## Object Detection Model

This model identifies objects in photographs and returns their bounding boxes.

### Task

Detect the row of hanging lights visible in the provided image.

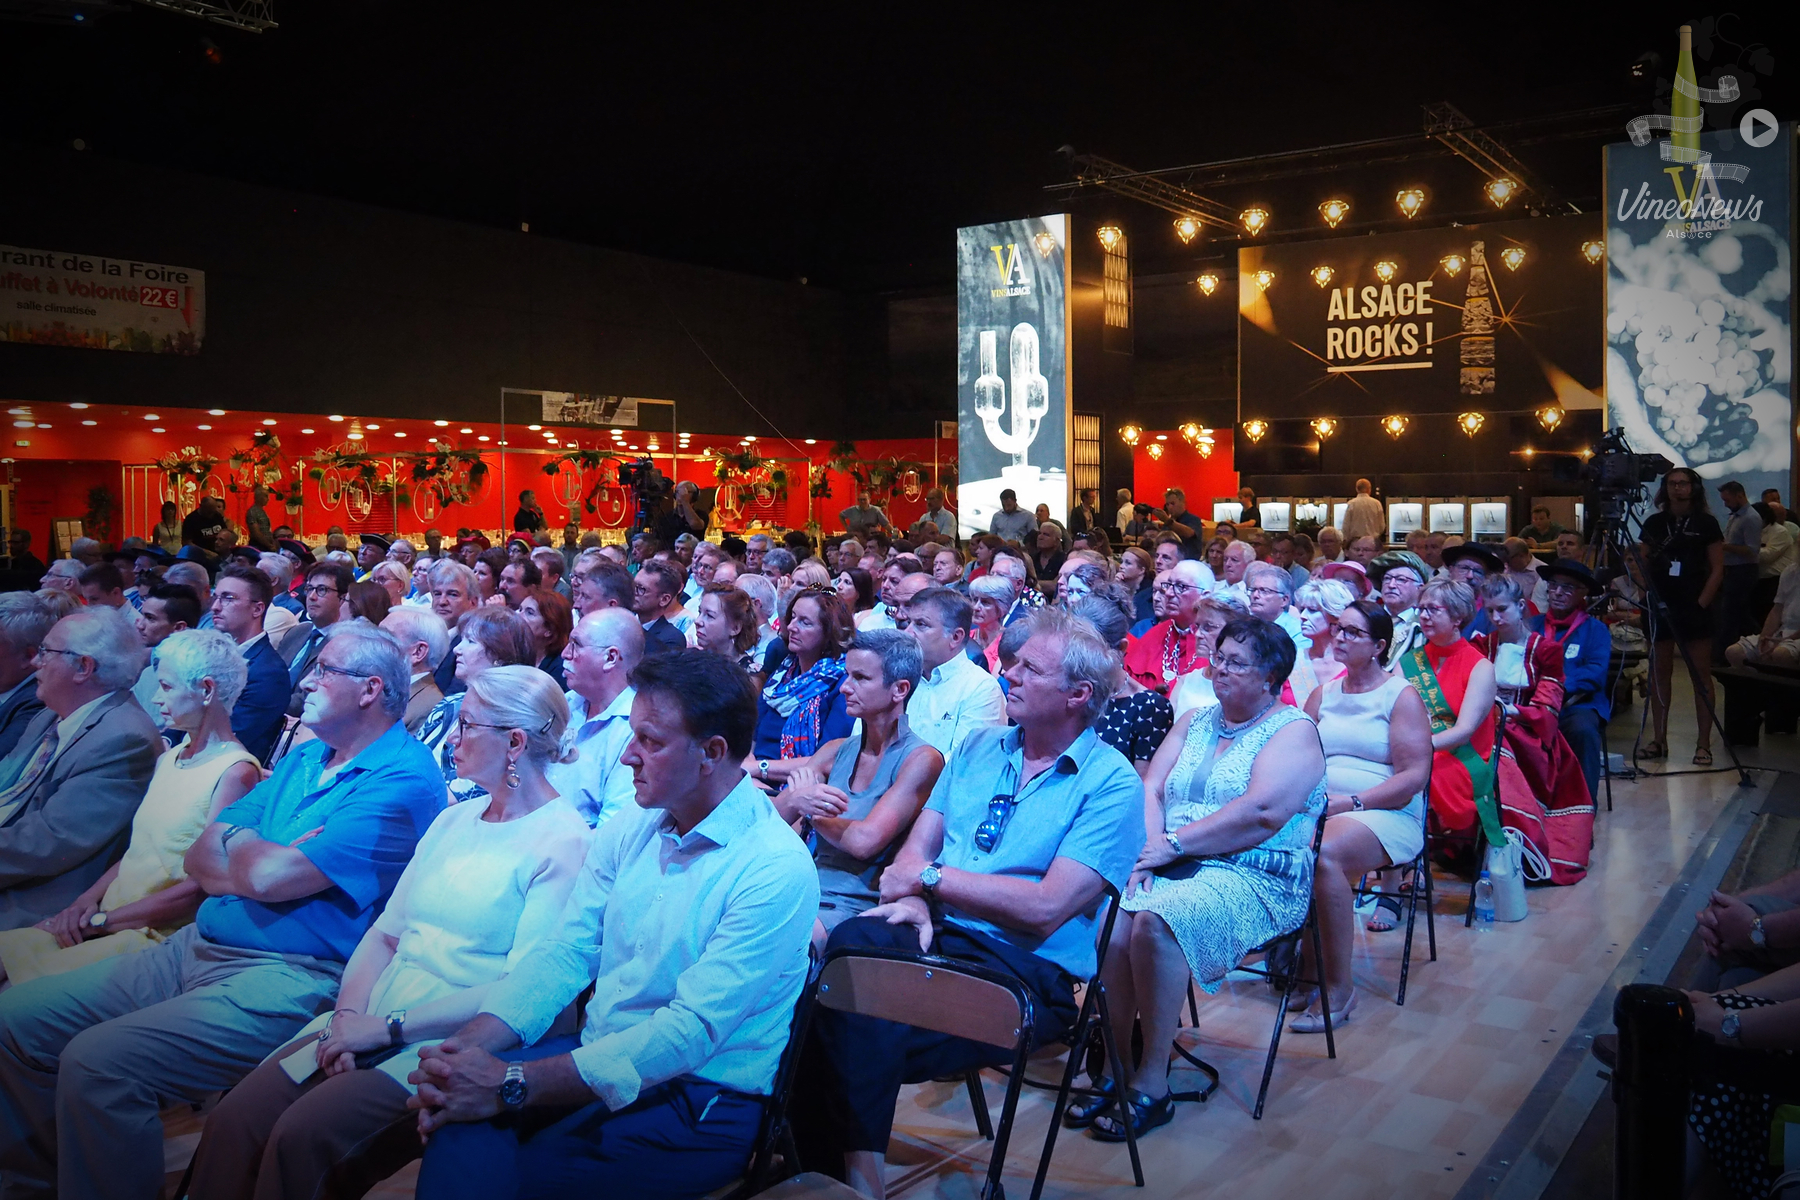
[1193,237,1602,298]
[1120,404,1569,451]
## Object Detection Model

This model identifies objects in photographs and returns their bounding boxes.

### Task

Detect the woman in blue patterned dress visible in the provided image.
[1075,616,1327,1142]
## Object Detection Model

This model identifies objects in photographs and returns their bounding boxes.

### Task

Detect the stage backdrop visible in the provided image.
[1238,214,1604,421]
[956,215,1070,539]
[0,244,204,354]
[1604,123,1793,505]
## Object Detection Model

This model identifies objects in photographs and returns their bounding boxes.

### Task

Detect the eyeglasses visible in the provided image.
[973,794,1020,854]
[1154,580,1200,595]
[456,715,515,739]
[34,645,87,664]
[1212,654,1259,675]
[305,662,373,683]
[1418,603,1451,617]
[302,584,342,597]
[1331,624,1371,641]
[1544,580,1582,595]
[1247,586,1286,601]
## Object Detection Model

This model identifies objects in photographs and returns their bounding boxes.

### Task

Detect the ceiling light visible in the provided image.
[11,421,33,429]
[143,414,159,420]
[804,438,817,445]
[1097,225,1123,251]
[434,419,449,426]
[82,419,97,426]
[1382,414,1410,438]
[460,427,473,434]
[1311,265,1334,288]
[1581,239,1605,265]
[365,422,380,429]
[329,414,344,422]
[346,431,364,441]
[69,402,89,410]
[1242,419,1269,443]
[208,408,226,416]
[196,424,211,430]
[1318,198,1351,229]
[1172,216,1201,245]
[1373,260,1398,283]
[1440,253,1466,276]
[527,424,542,431]
[301,428,315,434]
[1032,231,1056,257]
[261,418,277,426]
[393,431,406,438]
[1118,424,1142,447]
[1252,269,1275,290]
[1536,403,1566,431]
[1396,188,1426,219]
[1457,411,1486,437]
[1178,422,1202,444]
[1240,207,1270,236]
[1197,441,1213,459]
[478,435,490,442]
[1310,416,1338,439]
[1146,442,1164,460]
[1196,273,1219,296]
[1485,177,1520,208]
[1154,434,1169,441]
[1499,246,1527,271]
[34,422,51,429]
[152,427,166,433]
[5,408,27,416]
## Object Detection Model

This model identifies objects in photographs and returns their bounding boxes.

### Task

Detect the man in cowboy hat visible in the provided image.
[1369,550,1431,668]
[354,533,390,581]
[1442,541,1507,639]
[1530,558,1611,799]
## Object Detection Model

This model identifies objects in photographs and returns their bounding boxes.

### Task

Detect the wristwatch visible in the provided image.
[498,1061,528,1111]
[220,824,253,852]
[1165,830,1185,858]
[87,911,108,931]
[757,759,771,781]
[919,861,943,895]
[1350,794,1365,812]
[1721,1011,1743,1043]
[1750,916,1767,948]
[385,1010,407,1046]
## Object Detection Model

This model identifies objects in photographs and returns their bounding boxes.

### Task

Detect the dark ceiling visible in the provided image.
[0,3,1789,293]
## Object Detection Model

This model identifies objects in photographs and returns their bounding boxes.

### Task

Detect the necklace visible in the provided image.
[1218,699,1276,738]
[1160,623,1190,681]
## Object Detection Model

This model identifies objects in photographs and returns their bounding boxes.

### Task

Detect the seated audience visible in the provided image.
[734,573,784,671]
[259,553,304,616]
[568,554,632,620]
[1290,577,1356,707]
[793,608,1142,1192]
[428,561,482,695]
[1531,558,1612,799]
[0,594,52,763]
[774,629,942,951]
[131,583,201,722]
[380,607,451,734]
[368,560,412,610]
[343,579,393,629]
[1168,590,1250,719]
[835,568,878,625]
[752,589,856,781]
[632,559,691,654]
[497,558,541,610]
[281,561,356,714]
[1313,526,1343,568]
[1081,617,1326,1140]
[1729,559,1800,669]
[187,666,590,1200]
[518,588,572,689]
[472,549,508,606]
[1398,578,1498,838]
[1123,559,1209,694]
[694,581,762,678]
[1294,602,1432,1027]
[1371,551,1431,668]
[37,560,82,596]
[1075,591,1175,779]
[0,622,442,1200]
[899,586,1005,758]
[398,651,815,1200]
[1057,560,1110,606]
[967,574,1013,673]
[77,562,127,609]
[547,609,644,828]
[1117,545,1154,624]
[0,629,260,986]
[210,564,291,764]
[930,547,964,590]
[416,608,536,804]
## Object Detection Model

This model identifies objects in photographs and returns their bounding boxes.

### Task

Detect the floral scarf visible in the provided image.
[764,654,848,758]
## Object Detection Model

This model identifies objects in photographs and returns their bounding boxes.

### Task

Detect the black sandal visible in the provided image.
[1062,1076,1116,1128]
[1366,895,1403,932]
[1694,747,1714,767]
[1088,1088,1176,1142]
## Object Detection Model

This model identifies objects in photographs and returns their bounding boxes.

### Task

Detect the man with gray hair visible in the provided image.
[1124,558,1210,692]
[744,532,772,574]
[36,560,82,598]
[66,538,101,568]
[529,546,569,600]
[386,538,417,569]
[163,560,215,630]
[548,609,645,827]
[379,607,451,733]
[901,586,1005,758]
[257,552,304,616]
[794,606,1143,1191]
[1245,560,1307,663]
[761,546,797,595]
[0,620,443,1200]
[0,594,51,764]
[0,607,158,931]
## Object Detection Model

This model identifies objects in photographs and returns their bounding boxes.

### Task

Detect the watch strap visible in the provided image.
[386,1010,406,1046]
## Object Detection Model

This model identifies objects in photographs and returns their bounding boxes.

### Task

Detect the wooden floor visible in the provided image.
[160,694,1770,1200]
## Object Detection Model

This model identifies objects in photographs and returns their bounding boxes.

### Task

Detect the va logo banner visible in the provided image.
[989,244,1030,298]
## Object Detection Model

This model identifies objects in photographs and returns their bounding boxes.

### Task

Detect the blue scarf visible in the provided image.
[765,655,847,758]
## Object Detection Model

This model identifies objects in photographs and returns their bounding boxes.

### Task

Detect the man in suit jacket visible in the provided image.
[379,606,450,734]
[210,565,290,764]
[277,560,355,717]
[0,608,159,931]
[0,594,53,765]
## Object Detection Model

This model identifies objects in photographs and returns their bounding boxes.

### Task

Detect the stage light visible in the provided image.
[1196,273,1219,296]
[1582,239,1605,264]
[528,424,542,431]
[1242,419,1269,443]
[143,414,159,421]
[82,420,97,426]
[804,438,817,445]
[1396,188,1426,218]
[1500,246,1527,271]
[1173,216,1201,245]
[1373,260,1398,283]
[1240,207,1270,236]
[1382,414,1410,438]
[10,421,32,429]
[261,419,277,426]
[152,427,165,433]
[301,428,315,434]
[1097,225,1123,251]
[1440,253,1466,277]
[1318,198,1350,228]
[393,431,407,438]
[1457,411,1486,437]
[460,427,473,434]
[1485,177,1519,208]
[196,424,211,431]
[1118,424,1142,447]
[1146,442,1164,460]
[1310,416,1338,439]
[1311,265,1334,288]
[1033,231,1056,257]
[1536,403,1566,431]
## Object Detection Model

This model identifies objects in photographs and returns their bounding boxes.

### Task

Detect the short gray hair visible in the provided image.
[164,562,209,592]
[324,622,409,718]
[850,628,923,695]
[381,606,451,665]
[907,586,972,633]
[1245,561,1295,601]
[747,533,772,552]
[997,619,1034,663]
[1022,606,1122,726]
[762,548,797,576]
[152,628,248,711]
[465,665,574,768]
[44,559,82,581]
[428,559,477,595]
[257,553,294,590]
[1295,577,1356,618]
[969,574,1015,606]
[0,593,54,656]
[735,573,778,624]
[57,606,148,690]
[1203,588,1250,617]
[1071,591,1133,648]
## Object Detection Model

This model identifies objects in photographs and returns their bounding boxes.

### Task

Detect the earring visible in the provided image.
[505,759,522,790]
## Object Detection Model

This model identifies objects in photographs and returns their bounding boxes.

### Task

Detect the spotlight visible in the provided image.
[1499,246,1527,271]
[1196,273,1219,296]
[1457,411,1486,437]
[1310,416,1338,439]
[1097,225,1124,251]
[1240,208,1270,236]
[1310,265,1334,288]
[1485,177,1520,208]
[1440,253,1466,277]
[1373,261,1398,283]
[1382,414,1410,438]
[1396,188,1426,219]
[1173,216,1201,245]
[1242,419,1269,443]
[1318,198,1350,228]
[1581,239,1605,264]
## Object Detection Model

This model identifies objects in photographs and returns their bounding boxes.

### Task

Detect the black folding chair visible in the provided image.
[1350,762,1436,1005]
[702,953,821,1199]
[1173,806,1335,1120]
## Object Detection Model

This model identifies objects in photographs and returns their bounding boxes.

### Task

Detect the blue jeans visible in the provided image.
[415,1038,764,1200]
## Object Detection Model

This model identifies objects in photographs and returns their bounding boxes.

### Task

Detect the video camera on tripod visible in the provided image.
[1582,429,1674,510]
[617,456,672,532]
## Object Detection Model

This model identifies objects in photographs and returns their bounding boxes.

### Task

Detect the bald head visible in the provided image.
[890,572,936,624]
[582,607,644,666]
[565,606,644,708]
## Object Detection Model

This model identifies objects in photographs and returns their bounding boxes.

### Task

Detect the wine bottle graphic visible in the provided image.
[1459,241,1495,395]
[973,324,1048,467]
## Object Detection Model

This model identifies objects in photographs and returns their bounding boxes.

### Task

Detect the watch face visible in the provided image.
[499,1078,527,1108]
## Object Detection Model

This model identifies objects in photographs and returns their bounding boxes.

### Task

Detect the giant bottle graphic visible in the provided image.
[974,324,1049,467]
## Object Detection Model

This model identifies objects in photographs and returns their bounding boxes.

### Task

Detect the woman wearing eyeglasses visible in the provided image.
[187,666,590,1200]
[1399,578,1498,841]
[1288,577,1356,708]
[414,607,536,804]
[750,588,856,785]
[1291,601,1433,1029]
[1076,616,1326,1141]
[1169,590,1249,720]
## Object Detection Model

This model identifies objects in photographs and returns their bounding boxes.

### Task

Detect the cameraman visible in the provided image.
[654,479,707,546]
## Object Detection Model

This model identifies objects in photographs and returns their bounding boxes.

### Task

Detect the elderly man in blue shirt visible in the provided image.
[0,622,443,1200]
[403,649,818,1200]
[792,606,1144,1197]
[1530,558,1613,800]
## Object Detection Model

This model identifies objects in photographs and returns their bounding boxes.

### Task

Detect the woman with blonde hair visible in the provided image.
[1289,577,1356,706]
[187,666,590,1200]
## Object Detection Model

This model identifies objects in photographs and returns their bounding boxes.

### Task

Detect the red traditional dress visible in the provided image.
[1405,638,1496,836]
[1124,619,1204,693]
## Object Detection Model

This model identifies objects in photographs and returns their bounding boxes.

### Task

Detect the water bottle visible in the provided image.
[1474,870,1496,924]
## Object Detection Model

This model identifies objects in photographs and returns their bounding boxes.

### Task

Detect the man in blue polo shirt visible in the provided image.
[793,607,1143,1195]
[0,623,442,1200]
[1530,558,1612,800]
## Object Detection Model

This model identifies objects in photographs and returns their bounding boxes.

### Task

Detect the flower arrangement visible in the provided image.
[156,446,217,486]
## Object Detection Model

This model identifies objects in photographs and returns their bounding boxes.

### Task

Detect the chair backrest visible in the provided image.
[816,952,1027,1049]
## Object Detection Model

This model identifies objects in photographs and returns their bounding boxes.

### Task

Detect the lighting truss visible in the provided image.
[132,0,275,31]
[1059,148,1239,232]
[1421,101,1578,215]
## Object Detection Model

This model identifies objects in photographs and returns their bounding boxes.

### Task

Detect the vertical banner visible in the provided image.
[1604,123,1793,504]
[956,215,1070,540]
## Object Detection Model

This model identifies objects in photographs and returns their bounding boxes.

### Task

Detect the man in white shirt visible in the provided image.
[407,650,816,1200]
[1215,541,1256,605]
[900,587,1005,757]
[1114,487,1136,537]
[1341,478,1385,544]
[546,609,644,828]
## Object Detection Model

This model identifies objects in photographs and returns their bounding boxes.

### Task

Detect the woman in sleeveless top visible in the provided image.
[1294,601,1433,1032]
[0,630,261,986]
[774,630,943,951]
[1403,578,1498,838]
[1076,617,1327,1143]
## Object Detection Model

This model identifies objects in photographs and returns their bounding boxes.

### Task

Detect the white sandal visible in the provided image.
[1290,991,1356,1034]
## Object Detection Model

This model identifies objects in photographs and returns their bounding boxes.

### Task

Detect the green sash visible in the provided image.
[1401,645,1506,845]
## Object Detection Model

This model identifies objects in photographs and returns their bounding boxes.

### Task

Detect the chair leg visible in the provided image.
[1255,931,1307,1120]
[1423,852,1438,962]
[984,1045,1030,1200]
[1306,910,1336,1061]
[965,1070,994,1140]
[1030,984,1095,1200]
[1186,981,1199,1028]
[1095,984,1144,1188]
[1464,825,1486,929]
[1397,852,1421,1006]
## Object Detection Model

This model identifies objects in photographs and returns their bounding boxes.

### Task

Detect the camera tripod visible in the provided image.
[1588,497,1754,790]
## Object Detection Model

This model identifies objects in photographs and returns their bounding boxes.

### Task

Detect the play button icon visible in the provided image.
[1741,108,1779,148]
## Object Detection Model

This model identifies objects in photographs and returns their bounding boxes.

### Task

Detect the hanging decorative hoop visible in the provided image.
[901,468,923,502]
[345,478,373,521]
[554,460,585,511]
[412,479,443,524]
[200,473,227,503]
[318,467,345,512]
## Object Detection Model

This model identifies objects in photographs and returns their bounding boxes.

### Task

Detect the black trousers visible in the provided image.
[791,917,1078,1172]
[1560,706,1606,801]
